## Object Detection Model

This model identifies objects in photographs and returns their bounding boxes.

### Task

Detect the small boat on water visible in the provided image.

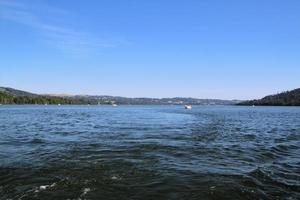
[112,104,118,107]
[184,104,192,109]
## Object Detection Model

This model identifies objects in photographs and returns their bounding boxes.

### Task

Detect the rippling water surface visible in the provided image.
[0,105,299,199]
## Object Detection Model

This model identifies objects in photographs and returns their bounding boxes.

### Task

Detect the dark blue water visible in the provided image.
[0,105,299,199]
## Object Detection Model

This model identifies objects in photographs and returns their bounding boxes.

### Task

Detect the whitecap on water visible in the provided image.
[83,188,91,195]
[111,175,122,181]
[79,187,91,199]
[34,182,57,193]
[34,185,49,193]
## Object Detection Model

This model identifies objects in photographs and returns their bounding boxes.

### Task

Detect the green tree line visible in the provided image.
[0,91,99,105]
[238,88,300,106]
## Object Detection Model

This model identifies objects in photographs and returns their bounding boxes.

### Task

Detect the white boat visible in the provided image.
[112,104,117,107]
[184,105,192,109]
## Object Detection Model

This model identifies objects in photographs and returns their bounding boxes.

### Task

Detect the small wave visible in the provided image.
[30,138,45,144]
[287,132,300,140]
[242,133,256,140]
[81,187,91,196]
[248,168,300,194]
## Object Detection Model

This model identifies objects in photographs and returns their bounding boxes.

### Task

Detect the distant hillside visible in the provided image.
[0,87,95,105]
[238,88,300,106]
[0,86,239,105]
[0,87,37,97]
[74,95,240,105]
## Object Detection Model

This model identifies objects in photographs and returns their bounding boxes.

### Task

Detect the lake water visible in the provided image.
[0,105,299,199]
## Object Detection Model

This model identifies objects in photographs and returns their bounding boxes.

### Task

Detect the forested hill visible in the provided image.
[0,86,239,105]
[238,88,300,106]
[0,87,37,97]
[0,87,96,105]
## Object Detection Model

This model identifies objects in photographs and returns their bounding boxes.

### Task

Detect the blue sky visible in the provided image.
[0,0,300,99]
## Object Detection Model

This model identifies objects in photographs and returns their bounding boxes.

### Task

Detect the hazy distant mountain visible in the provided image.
[238,88,300,106]
[0,86,239,105]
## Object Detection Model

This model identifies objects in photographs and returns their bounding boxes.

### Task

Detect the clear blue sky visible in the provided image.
[0,0,300,100]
